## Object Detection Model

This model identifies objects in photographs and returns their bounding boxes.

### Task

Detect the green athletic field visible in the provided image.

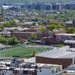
[0,46,52,58]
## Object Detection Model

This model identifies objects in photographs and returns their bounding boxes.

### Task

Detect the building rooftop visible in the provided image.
[65,20,73,24]
[24,57,35,63]
[55,33,75,36]
[12,32,35,34]
[36,46,75,59]
[24,22,33,25]
[36,63,61,69]
[4,27,29,31]
[64,40,75,44]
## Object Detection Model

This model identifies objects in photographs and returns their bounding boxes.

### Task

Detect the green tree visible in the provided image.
[39,28,47,32]
[28,33,38,40]
[19,39,26,44]
[8,36,18,45]
[9,20,17,27]
[0,24,4,28]
[32,50,37,57]
[66,27,75,33]
[3,20,17,27]
[0,17,4,22]
[0,36,6,44]
[31,22,36,25]
[60,23,66,29]
[17,23,23,26]
[3,22,10,27]
[38,22,44,25]
[48,22,64,30]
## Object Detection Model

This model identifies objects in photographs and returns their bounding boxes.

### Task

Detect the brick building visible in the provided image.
[35,46,75,68]
[42,29,67,44]
[11,32,36,39]
[11,26,47,39]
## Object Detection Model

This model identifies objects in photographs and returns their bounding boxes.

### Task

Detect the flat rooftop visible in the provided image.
[55,33,75,36]
[64,40,75,44]
[36,46,75,59]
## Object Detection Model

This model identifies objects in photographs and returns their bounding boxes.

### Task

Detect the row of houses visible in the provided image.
[0,57,62,75]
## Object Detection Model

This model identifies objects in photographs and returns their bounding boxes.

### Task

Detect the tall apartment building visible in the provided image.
[65,3,75,10]
[52,3,61,11]
[25,2,62,11]
[43,3,52,10]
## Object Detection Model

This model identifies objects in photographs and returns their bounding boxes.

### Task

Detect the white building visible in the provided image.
[0,70,13,75]
[37,64,62,75]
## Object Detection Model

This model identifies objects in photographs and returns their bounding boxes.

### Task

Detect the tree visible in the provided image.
[8,36,18,45]
[38,22,44,26]
[3,21,10,27]
[0,24,4,28]
[39,28,47,32]
[66,27,75,33]
[60,22,66,29]
[48,22,64,30]
[48,25,55,30]
[9,20,17,27]
[0,17,4,22]
[19,39,26,44]
[17,23,23,26]
[0,36,6,44]
[28,33,38,40]
[3,20,17,27]
[32,50,37,57]
[31,22,36,25]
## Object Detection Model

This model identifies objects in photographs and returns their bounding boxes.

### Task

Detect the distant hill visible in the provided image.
[0,0,74,4]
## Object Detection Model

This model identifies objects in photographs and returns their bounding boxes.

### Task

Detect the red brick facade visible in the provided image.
[36,56,72,68]
[42,33,75,44]
[11,32,35,39]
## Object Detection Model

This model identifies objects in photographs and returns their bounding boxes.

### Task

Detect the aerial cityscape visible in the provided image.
[0,0,75,75]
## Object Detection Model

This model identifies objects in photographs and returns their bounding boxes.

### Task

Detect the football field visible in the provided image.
[0,46,52,58]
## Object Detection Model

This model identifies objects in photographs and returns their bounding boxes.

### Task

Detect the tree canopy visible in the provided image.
[28,33,38,40]
[48,22,65,30]
[66,27,75,33]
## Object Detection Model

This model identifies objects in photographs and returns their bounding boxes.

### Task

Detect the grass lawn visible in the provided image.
[0,46,52,58]
[54,44,64,47]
